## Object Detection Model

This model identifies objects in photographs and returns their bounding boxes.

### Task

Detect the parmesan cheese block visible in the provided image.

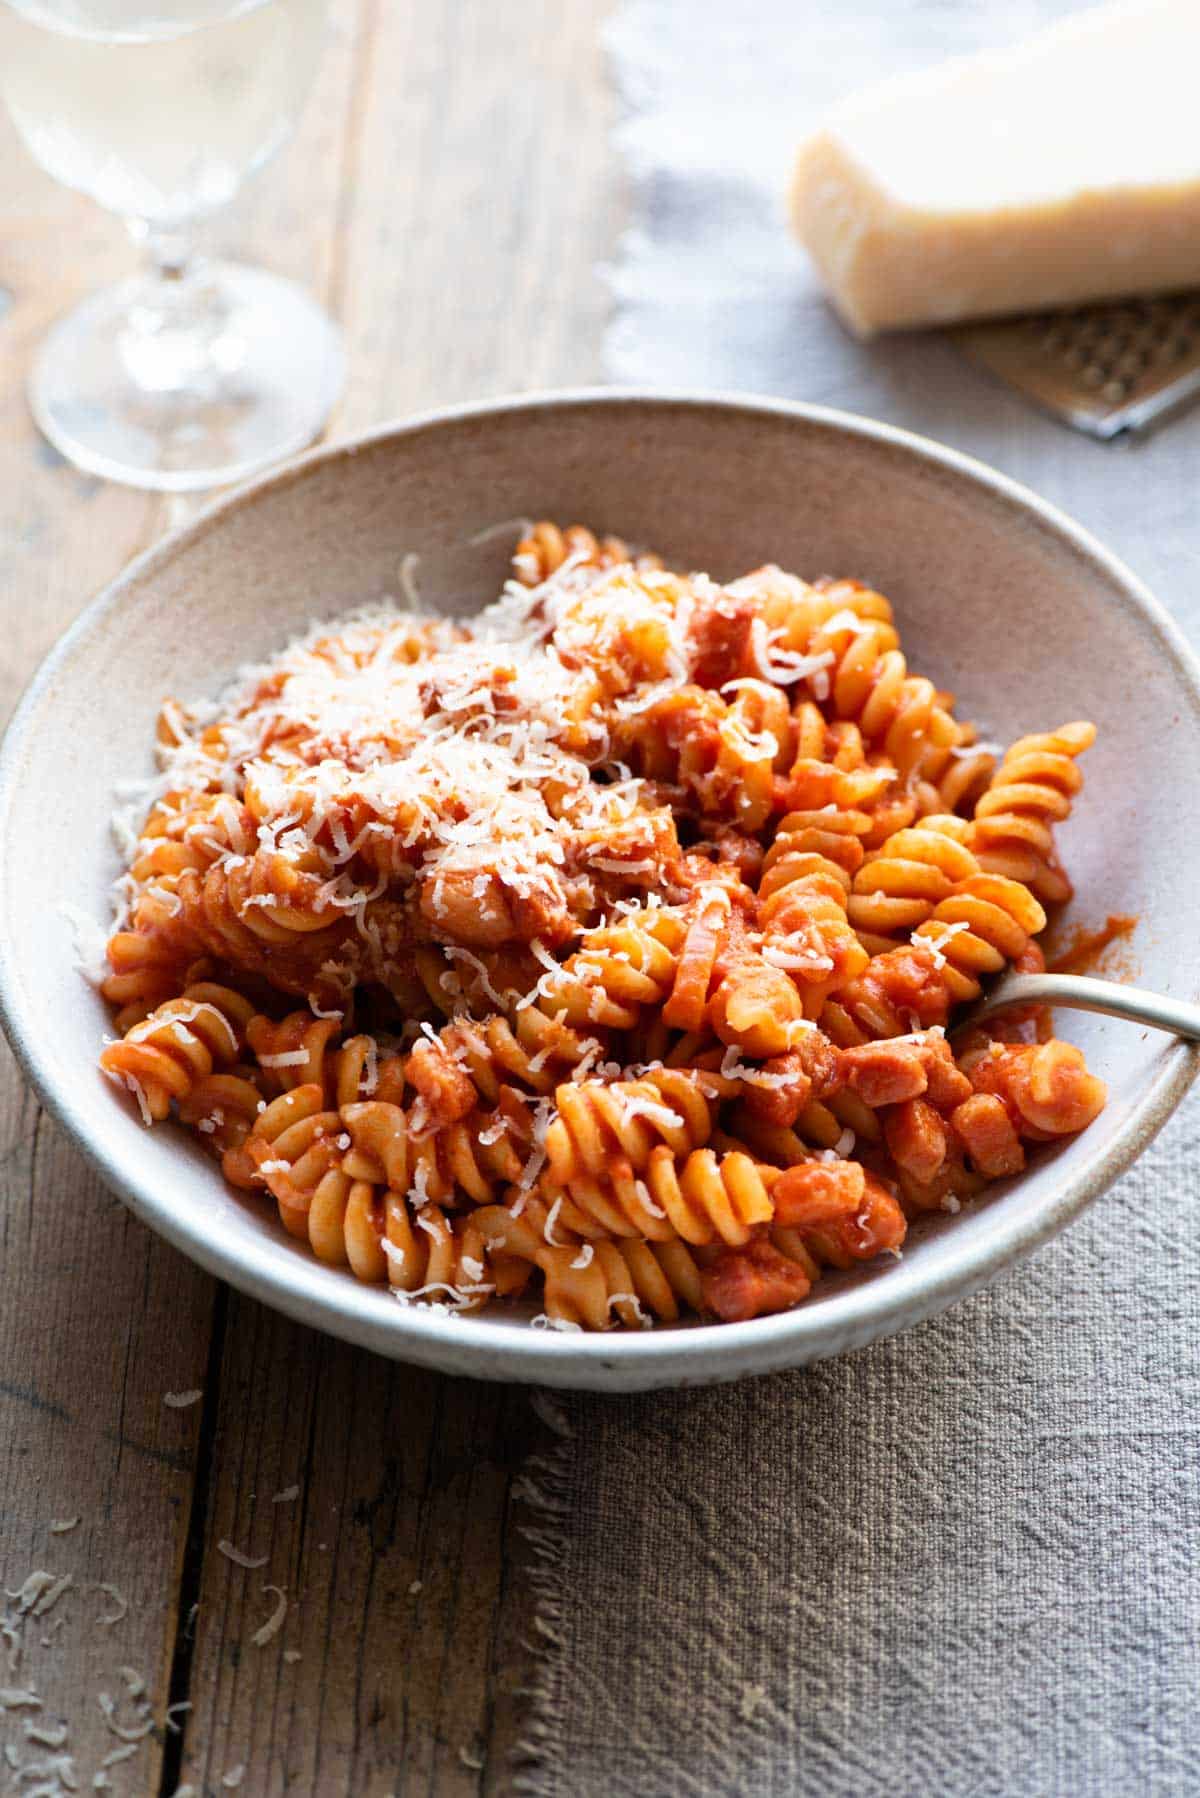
[790,0,1200,338]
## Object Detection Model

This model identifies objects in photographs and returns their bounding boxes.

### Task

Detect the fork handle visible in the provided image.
[956,972,1200,1043]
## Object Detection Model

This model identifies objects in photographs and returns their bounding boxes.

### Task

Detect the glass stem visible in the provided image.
[118,219,238,396]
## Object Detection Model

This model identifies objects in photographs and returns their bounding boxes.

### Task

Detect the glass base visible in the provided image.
[29,261,345,493]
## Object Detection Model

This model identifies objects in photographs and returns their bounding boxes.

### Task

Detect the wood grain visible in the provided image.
[0,0,613,1792]
[0,1055,215,1794]
[0,83,208,1798]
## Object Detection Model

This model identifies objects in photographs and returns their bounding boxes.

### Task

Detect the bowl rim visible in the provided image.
[3,385,1199,1389]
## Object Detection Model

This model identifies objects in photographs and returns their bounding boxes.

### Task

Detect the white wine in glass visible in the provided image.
[0,0,344,491]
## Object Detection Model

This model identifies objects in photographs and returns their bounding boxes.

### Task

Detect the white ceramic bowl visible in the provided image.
[2,392,1198,1390]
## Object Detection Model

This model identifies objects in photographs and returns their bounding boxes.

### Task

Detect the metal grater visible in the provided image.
[950,292,1200,439]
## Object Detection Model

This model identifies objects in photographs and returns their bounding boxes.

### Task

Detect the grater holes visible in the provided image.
[1029,293,1200,396]
[955,287,1200,433]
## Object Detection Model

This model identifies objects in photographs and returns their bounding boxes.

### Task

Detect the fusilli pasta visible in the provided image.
[96,524,1106,1328]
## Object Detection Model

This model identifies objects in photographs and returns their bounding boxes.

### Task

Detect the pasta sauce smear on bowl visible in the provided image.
[97,521,1106,1333]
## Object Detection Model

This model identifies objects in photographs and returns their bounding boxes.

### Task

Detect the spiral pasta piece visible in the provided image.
[538,1236,708,1328]
[100,983,256,1121]
[962,1039,1107,1141]
[537,1068,722,1238]
[640,680,789,831]
[640,1145,777,1247]
[130,789,254,886]
[970,722,1095,903]
[338,1098,527,1209]
[173,860,358,997]
[100,930,193,1032]
[373,1204,494,1300]
[778,699,897,817]
[224,1083,343,1238]
[513,520,653,587]
[912,873,1047,1004]
[847,815,979,954]
[913,723,997,819]
[449,1011,593,1101]
[246,1011,343,1094]
[528,903,686,1032]
[179,1072,266,1154]
[752,572,898,665]
[803,607,961,782]
[756,809,870,1012]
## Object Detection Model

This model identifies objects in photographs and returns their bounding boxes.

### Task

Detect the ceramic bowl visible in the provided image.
[2,391,1198,1391]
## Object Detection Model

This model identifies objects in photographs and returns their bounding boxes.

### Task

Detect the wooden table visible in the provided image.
[0,5,612,1789]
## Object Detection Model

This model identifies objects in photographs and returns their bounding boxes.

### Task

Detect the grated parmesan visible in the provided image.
[95,1584,128,1630]
[250,1586,287,1647]
[217,1540,269,1571]
[0,1689,41,1710]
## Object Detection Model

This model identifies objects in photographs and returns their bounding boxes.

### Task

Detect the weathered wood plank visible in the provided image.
[0,120,161,680]
[176,1308,544,1795]
[336,0,619,420]
[0,107,214,1798]
[176,2,615,1790]
[0,1,369,1789]
[0,1044,215,1794]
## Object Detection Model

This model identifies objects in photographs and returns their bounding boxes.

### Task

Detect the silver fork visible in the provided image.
[952,972,1200,1043]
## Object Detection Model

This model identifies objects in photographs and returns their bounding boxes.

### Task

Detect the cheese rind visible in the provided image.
[790,0,1200,338]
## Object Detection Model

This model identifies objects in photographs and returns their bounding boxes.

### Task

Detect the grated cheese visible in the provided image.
[60,902,111,988]
[124,1075,153,1127]
[392,1280,494,1309]
[0,1689,41,1710]
[251,1586,288,1647]
[719,1047,794,1089]
[95,1584,128,1629]
[616,1093,683,1134]
[606,1293,651,1328]
[217,1540,269,1571]
[443,944,506,1008]
[97,1669,153,1743]
[104,552,725,1008]
[24,1720,68,1749]
[633,1178,666,1220]
[949,739,1002,759]
[915,919,971,970]
[6,1572,72,1619]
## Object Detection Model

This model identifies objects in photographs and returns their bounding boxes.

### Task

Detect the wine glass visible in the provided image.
[0,0,344,491]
